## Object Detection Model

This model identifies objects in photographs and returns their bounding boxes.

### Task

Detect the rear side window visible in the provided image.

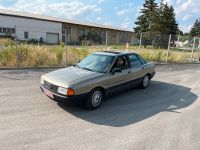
[128,54,141,67]
[138,55,147,64]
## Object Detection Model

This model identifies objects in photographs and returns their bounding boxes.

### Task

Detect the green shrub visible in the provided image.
[56,45,64,64]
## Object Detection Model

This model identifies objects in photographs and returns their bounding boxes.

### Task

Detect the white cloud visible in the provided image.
[97,0,105,4]
[116,9,129,16]
[0,0,102,19]
[103,22,112,26]
[182,14,192,21]
[114,6,118,10]
[176,0,182,4]
[180,24,193,33]
[121,18,131,29]
[128,3,134,7]
[96,16,102,21]
[175,0,200,18]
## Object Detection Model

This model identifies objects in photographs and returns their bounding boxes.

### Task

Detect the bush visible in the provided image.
[27,39,39,44]
[56,45,64,64]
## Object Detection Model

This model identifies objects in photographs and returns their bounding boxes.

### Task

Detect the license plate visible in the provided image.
[44,89,54,99]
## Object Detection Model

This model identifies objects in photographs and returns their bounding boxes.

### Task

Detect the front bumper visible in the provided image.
[40,85,88,104]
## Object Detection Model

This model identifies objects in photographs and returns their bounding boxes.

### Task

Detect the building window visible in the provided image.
[24,32,28,39]
[7,28,11,34]
[0,27,15,35]
[11,28,15,34]
[3,28,6,33]
[79,29,85,36]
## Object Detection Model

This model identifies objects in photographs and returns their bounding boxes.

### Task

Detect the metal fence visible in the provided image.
[0,34,199,68]
[137,33,200,63]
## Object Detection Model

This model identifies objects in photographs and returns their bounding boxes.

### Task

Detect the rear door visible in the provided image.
[127,54,145,81]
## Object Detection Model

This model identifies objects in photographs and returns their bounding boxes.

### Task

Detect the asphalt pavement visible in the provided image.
[0,64,200,150]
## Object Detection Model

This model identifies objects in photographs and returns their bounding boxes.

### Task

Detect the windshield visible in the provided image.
[77,54,115,73]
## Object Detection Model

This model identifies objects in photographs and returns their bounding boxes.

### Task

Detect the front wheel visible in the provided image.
[141,75,150,89]
[85,88,103,110]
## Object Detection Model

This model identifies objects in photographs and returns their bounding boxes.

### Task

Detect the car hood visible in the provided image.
[42,66,98,88]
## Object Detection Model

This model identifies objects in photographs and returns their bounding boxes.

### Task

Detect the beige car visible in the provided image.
[40,51,155,109]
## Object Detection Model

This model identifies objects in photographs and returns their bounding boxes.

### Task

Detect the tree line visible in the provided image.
[134,0,179,48]
[190,19,200,36]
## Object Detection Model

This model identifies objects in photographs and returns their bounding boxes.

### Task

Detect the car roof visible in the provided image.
[94,51,137,56]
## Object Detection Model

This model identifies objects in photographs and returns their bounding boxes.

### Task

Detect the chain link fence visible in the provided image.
[0,33,199,68]
[137,33,200,63]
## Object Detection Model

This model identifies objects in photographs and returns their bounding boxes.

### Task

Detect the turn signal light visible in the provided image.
[67,88,75,96]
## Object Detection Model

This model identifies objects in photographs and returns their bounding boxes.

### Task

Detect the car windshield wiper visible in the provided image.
[81,67,94,72]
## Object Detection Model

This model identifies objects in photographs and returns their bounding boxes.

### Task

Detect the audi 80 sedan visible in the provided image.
[40,51,155,109]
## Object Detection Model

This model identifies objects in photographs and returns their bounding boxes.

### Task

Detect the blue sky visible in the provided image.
[0,0,199,32]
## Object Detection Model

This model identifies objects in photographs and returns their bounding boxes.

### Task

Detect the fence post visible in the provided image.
[191,37,196,62]
[198,38,200,61]
[106,31,108,51]
[15,25,18,67]
[166,34,171,63]
[139,32,142,54]
[64,45,67,67]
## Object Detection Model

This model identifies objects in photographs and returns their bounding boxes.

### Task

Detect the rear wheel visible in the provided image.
[141,75,150,89]
[85,88,103,110]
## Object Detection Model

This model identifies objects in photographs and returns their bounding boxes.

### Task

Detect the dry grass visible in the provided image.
[0,38,198,67]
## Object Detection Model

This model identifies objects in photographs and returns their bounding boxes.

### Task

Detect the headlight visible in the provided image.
[57,87,75,96]
[57,87,67,95]
[40,77,44,85]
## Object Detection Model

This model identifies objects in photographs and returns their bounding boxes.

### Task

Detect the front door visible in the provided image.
[108,56,132,87]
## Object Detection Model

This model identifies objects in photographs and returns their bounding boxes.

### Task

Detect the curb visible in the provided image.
[0,66,66,70]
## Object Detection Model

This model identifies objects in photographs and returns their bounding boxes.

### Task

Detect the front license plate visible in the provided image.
[44,89,54,99]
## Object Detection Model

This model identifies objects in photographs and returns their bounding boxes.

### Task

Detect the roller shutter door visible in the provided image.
[46,33,59,44]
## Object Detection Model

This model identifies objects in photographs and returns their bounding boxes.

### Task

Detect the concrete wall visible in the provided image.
[0,15,62,42]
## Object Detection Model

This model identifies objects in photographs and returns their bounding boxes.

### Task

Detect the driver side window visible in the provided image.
[114,56,128,69]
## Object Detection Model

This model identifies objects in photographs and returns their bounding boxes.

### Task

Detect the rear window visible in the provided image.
[138,55,147,64]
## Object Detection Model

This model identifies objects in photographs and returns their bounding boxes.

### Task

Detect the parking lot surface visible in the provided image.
[0,64,200,150]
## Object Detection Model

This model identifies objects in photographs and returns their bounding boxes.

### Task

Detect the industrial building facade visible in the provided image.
[0,9,134,45]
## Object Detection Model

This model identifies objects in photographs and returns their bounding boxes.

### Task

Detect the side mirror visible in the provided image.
[112,68,122,74]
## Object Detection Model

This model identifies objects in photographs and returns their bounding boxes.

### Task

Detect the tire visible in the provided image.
[85,88,103,110]
[141,75,150,89]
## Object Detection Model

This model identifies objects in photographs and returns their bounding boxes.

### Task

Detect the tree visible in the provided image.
[158,2,178,48]
[134,0,179,48]
[160,4,178,35]
[190,19,200,36]
[134,0,159,48]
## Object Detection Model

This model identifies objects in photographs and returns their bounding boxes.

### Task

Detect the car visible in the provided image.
[40,51,155,109]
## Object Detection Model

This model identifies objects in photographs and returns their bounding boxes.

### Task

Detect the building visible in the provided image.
[0,9,134,45]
